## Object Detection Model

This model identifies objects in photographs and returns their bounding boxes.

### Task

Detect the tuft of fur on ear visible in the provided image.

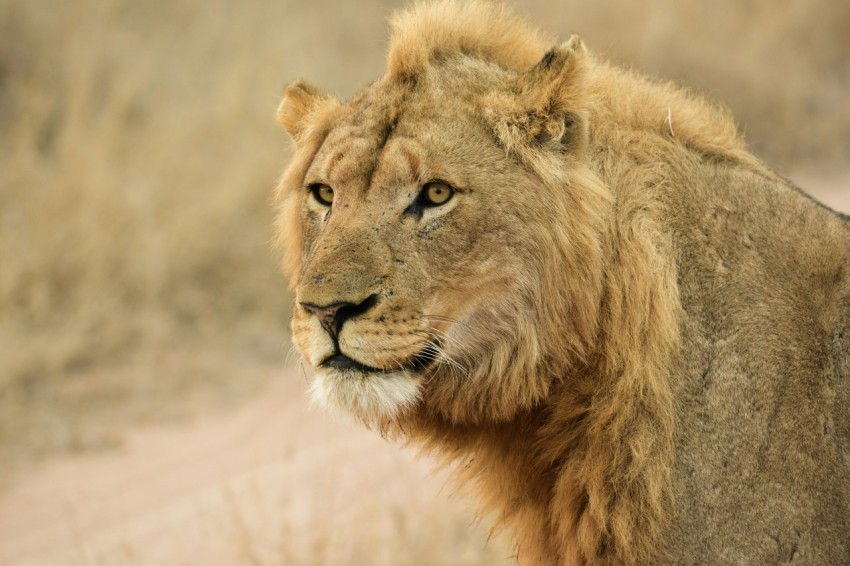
[485,35,590,175]
[277,79,337,143]
[387,0,550,79]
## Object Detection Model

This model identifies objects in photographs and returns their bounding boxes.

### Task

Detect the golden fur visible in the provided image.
[274,2,850,564]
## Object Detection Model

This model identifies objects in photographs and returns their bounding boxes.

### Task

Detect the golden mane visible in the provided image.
[277,1,850,564]
[387,6,688,560]
[387,0,550,78]
[388,1,766,172]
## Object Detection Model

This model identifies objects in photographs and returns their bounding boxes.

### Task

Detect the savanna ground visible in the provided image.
[0,1,847,564]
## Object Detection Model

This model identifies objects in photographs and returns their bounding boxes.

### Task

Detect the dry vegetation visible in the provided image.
[0,0,848,563]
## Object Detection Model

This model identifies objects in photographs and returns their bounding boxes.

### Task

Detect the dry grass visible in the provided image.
[0,0,847,562]
[0,0,300,470]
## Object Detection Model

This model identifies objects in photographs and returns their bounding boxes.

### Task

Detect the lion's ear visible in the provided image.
[277,80,337,142]
[487,35,589,155]
[525,35,587,111]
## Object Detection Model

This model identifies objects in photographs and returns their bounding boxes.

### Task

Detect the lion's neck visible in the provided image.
[584,59,764,173]
[402,408,567,564]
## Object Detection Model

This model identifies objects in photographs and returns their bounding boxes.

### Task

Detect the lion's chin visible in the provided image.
[309,367,422,427]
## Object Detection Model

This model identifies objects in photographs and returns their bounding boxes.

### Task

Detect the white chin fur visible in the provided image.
[309,369,422,426]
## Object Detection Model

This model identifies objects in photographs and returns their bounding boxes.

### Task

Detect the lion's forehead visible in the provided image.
[310,132,375,190]
[314,105,493,200]
[311,110,440,199]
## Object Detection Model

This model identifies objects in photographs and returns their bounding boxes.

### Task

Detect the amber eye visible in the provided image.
[310,184,334,206]
[420,182,454,206]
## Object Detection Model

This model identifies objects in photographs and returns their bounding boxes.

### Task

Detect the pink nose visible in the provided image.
[300,294,379,339]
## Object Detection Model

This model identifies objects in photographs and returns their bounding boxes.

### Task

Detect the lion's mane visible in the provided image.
[275,2,850,564]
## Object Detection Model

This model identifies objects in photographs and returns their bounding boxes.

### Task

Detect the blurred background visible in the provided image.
[0,0,847,564]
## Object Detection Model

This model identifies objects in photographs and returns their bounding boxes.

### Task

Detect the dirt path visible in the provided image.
[0,364,510,566]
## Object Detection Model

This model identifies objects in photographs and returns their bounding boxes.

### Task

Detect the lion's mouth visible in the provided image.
[320,347,435,375]
[321,353,386,373]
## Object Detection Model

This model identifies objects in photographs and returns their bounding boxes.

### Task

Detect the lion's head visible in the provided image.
[275,1,610,428]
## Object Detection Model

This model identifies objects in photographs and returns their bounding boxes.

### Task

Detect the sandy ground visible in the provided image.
[0,180,845,566]
[0,363,511,566]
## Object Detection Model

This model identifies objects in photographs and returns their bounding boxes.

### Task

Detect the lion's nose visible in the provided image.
[300,294,379,339]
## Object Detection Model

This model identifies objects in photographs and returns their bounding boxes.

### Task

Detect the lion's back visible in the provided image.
[663,162,850,563]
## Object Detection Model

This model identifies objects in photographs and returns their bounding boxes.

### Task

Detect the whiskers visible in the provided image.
[284,343,301,367]
[412,313,476,383]
[413,327,470,382]
[420,313,474,332]
[283,343,312,385]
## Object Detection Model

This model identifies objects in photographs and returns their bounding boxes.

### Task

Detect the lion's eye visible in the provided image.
[420,182,454,207]
[310,184,334,206]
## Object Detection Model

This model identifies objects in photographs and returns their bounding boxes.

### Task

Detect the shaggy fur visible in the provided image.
[274,2,850,564]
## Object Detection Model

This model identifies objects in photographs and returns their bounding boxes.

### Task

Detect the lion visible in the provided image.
[273,2,850,564]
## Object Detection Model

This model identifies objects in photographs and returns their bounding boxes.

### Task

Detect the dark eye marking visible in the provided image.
[308,183,334,206]
[420,181,454,206]
[403,180,456,217]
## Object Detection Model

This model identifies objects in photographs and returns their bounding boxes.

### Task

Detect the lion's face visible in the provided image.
[277,43,606,427]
